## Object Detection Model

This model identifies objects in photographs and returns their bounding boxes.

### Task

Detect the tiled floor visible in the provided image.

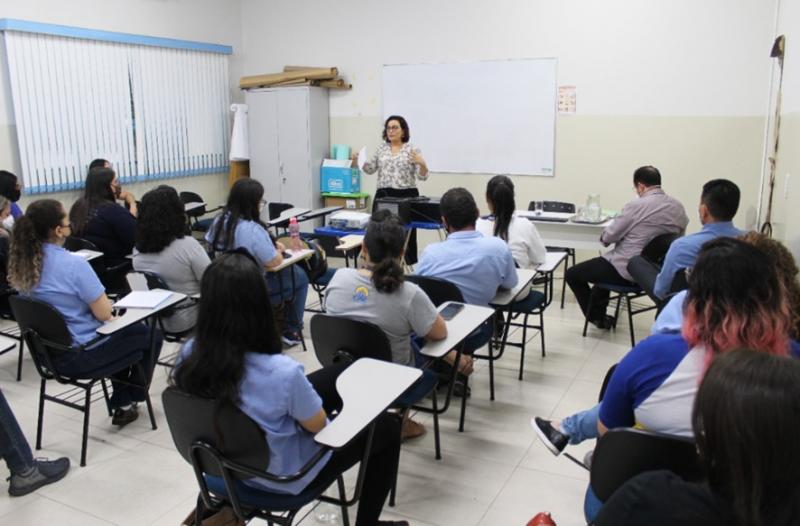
[0,282,656,525]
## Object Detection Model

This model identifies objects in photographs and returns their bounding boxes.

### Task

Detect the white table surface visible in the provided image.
[491,268,538,306]
[517,209,612,251]
[266,207,311,226]
[314,358,421,449]
[269,248,313,272]
[74,249,103,262]
[420,302,495,358]
[299,206,344,220]
[538,251,569,273]
[184,202,206,213]
[98,290,187,335]
[335,234,364,252]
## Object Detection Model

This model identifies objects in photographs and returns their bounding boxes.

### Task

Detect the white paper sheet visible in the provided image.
[357,146,367,171]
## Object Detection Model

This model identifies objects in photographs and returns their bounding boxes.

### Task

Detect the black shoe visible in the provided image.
[8,457,70,497]
[453,380,471,398]
[112,405,139,427]
[592,315,615,330]
[532,417,568,456]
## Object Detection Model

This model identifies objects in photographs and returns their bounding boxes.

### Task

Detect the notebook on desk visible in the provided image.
[114,290,173,309]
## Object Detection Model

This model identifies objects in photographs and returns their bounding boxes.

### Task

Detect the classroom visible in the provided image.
[0,1,798,525]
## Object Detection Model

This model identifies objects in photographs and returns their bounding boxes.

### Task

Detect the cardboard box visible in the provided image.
[323,192,370,211]
[321,159,360,193]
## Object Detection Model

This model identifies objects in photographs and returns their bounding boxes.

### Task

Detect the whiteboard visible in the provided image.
[382,58,557,176]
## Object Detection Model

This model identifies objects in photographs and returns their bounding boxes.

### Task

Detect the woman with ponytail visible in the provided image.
[9,199,162,427]
[325,210,449,439]
[477,175,546,268]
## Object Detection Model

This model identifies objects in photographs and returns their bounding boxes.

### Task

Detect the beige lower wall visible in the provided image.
[332,115,766,258]
[772,112,800,260]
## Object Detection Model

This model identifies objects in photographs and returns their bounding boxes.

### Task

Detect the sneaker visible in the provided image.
[527,511,557,526]
[532,417,568,456]
[8,457,70,497]
[112,405,139,427]
[281,331,303,347]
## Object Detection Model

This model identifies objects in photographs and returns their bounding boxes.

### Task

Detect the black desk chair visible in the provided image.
[63,236,131,297]
[405,275,474,433]
[163,386,373,526]
[530,201,576,309]
[0,236,25,381]
[180,191,222,236]
[583,233,680,347]
[9,296,157,466]
[127,270,197,367]
[590,427,702,503]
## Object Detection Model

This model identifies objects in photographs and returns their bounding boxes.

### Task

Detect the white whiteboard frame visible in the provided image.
[382,58,558,177]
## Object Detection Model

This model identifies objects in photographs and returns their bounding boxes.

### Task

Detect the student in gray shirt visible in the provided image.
[132,186,210,334]
[325,210,449,439]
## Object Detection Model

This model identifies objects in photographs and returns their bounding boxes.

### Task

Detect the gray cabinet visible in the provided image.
[245,87,329,213]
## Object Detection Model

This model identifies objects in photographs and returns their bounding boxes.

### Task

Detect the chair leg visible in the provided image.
[458,375,469,432]
[100,378,113,416]
[15,339,24,381]
[337,476,350,526]
[518,313,529,381]
[81,386,92,467]
[582,289,594,337]
[36,378,46,450]
[488,342,495,401]
[612,294,623,329]
[144,393,157,430]
[432,389,441,460]
[627,295,636,348]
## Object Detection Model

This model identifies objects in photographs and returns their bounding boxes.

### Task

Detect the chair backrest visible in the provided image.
[590,427,702,501]
[669,267,689,294]
[9,295,73,347]
[531,201,576,214]
[309,314,393,367]
[268,202,294,221]
[63,236,97,253]
[641,232,681,266]
[179,191,208,219]
[162,386,268,478]
[405,275,464,306]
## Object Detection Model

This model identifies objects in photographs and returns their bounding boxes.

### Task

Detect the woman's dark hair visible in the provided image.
[88,158,109,172]
[135,186,186,253]
[683,237,791,358]
[70,167,116,235]
[364,209,405,293]
[693,350,800,526]
[382,115,410,143]
[172,251,282,405]
[8,199,64,292]
[0,170,20,202]
[210,178,267,251]
[485,175,515,241]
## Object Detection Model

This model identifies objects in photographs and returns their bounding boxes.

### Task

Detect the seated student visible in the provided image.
[0,389,70,496]
[0,170,24,230]
[88,158,110,171]
[9,200,162,427]
[205,178,309,346]
[566,166,688,329]
[69,167,137,265]
[532,238,798,522]
[652,231,800,338]
[476,175,546,269]
[415,187,518,353]
[628,178,741,300]
[132,186,210,333]
[324,210,450,438]
[173,252,406,526]
[595,350,800,526]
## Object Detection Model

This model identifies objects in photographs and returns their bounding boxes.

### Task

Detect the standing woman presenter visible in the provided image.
[359,115,429,264]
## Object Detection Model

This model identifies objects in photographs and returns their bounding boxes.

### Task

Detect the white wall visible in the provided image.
[0,0,243,210]
[241,0,777,239]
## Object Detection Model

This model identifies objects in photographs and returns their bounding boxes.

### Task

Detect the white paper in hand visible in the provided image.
[357,147,367,171]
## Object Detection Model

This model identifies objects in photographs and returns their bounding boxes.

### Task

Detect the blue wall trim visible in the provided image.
[0,18,232,55]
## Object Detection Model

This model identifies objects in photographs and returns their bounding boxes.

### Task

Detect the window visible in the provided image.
[1,19,231,193]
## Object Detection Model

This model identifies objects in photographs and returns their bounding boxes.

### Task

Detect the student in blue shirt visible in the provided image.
[173,251,406,526]
[628,179,742,300]
[205,179,309,346]
[8,199,162,427]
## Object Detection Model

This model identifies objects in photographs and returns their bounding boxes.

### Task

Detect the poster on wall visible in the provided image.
[558,85,577,114]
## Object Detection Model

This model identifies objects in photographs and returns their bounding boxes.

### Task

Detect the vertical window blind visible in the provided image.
[1,20,231,193]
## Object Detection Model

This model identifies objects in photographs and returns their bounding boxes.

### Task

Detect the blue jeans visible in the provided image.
[0,390,33,474]
[462,320,493,354]
[52,322,162,409]
[584,484,603,523]
[560,403,601,444]
[267,265,309,333]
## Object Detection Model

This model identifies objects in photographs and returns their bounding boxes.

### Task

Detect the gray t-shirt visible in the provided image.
[324,268,439,366]
[133,236,210,333]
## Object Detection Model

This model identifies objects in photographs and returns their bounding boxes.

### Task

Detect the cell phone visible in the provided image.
[440,302,465,321]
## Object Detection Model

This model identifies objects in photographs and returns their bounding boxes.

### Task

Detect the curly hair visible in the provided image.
[739,231,800,338]
[135,186,186,253]
[364,209,405,293]
[8,199,65,292]
[682,237,791,359]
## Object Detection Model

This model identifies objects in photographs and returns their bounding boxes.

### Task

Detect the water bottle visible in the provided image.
[586,194,602,222]
[288,217,301,251]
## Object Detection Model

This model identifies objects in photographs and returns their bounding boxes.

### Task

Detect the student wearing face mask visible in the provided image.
[0,170,24,230]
